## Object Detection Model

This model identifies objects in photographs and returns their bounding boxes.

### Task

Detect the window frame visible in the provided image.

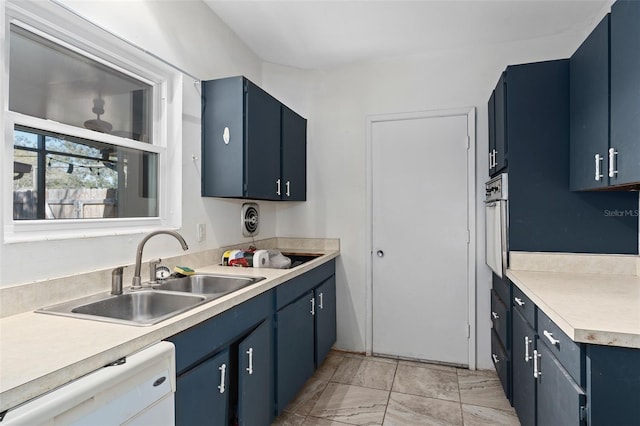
[2,0,183,242]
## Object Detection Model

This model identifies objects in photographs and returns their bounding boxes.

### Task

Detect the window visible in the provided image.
[3,0,183,241]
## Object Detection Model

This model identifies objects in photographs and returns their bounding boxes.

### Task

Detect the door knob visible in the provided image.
[376,250,384,258]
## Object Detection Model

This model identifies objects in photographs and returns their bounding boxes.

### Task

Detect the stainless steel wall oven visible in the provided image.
[485,173,508,277]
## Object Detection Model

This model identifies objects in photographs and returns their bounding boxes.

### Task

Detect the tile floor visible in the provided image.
[272,351,520,426]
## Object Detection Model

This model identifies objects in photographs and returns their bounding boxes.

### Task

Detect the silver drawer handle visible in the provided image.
[310,297,315,316]
[514,297,525,307]
[491,311,500,320]
[543,330,560,346]
[218,363,227,394]
[524,336,532,362]
[246,348,254,375]
[533,349,542,379]
[594,153,603,181]
[492,354,499,364]
[609,148,618,178]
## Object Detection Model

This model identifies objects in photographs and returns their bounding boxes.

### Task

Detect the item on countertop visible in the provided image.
[221,250,233,266]
[253,250,270,268]
[173,266,195,277]
[267,250,291,269]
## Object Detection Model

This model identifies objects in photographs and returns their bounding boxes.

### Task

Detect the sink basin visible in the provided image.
[37,290,207,326]
[154,274,264,296]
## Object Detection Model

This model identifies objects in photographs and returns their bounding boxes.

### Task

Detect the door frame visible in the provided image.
[364,107,477,369]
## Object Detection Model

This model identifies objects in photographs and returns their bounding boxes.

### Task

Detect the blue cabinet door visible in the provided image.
[610,0,640,186]
[238,320,274,426]
[276,291,315,414]
[512,309,536,426]
[536,342,586,426]
[569,14,610,191]
[245,80,281,200]
[175,349,230,426]
[493,72,508,175]
[315,276,336,366]
[281,105,307,201]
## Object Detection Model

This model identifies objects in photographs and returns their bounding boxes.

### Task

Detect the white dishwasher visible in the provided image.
[2,341,176,426]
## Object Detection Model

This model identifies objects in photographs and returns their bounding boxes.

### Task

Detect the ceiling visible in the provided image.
[204,0,611,70]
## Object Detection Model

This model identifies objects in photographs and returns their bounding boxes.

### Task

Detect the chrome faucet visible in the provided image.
[132,230,189,288]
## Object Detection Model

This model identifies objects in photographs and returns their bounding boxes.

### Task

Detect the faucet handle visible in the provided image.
[111,266,125,295]
[149,258,162,284]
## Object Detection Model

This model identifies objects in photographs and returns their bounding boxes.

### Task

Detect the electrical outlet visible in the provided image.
[197,223,206,242]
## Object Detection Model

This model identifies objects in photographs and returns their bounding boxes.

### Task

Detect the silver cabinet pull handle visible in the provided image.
[276,179,281,196]
[246,348,254,375]
[608,147,618,178]
[310,297,315,316]
[491,311,500,320]
[514,297,525,307]
[492,353,499,364]
[524,336,532,362]
[319,292,324,310]
[218,363,227,393]
[285,180,291,197]
[543,330,560,346]
[594,153,603,181]
[533,350,541,379]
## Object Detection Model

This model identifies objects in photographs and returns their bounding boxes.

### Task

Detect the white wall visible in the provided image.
[263,12,609,368]
[0,0,275,286]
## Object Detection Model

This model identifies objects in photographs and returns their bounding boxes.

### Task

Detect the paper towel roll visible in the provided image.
[253,250,270,268]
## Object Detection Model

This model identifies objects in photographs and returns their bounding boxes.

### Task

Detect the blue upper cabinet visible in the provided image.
[281,105,307,201]
[571,1,640,190]
[569,15,610,191]
[488,72,508,176]
[201,76,307,200]
[610,0,640,187]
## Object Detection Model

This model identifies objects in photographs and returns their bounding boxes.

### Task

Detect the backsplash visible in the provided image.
[0,237,339,318]
[509,251,640,276]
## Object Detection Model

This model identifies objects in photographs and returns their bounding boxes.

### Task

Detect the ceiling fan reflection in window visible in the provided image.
[83,97,113,134]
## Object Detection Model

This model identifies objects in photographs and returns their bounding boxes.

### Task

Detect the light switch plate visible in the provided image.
[197,223,206,242]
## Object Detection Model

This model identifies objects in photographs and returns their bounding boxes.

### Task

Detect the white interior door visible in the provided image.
[371,111,471,366]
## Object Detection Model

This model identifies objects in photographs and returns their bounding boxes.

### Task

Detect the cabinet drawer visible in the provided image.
[490,290,509,347]
[491,329,510,400]
[512,284,535,325]
[492,273,510,307]
[537,309,584,385]
[276,260,335,310]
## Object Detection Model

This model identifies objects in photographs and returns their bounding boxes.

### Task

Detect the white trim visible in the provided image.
[364,107,477,370]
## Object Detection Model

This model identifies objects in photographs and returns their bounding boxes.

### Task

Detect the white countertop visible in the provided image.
[0,250,339,413]
[506,252,640,349]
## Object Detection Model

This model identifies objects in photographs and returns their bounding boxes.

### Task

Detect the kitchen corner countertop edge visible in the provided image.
[506,268,640,349]
[0,250,339,413]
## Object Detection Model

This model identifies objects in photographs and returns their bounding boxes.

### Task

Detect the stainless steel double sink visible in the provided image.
[37,274,265,326]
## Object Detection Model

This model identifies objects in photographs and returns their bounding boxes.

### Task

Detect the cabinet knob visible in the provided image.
[222,127,230,145]
[376,250,384,258]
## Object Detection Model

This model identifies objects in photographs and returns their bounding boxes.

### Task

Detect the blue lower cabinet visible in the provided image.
[175,349,229,425]
[276,291,316,413]
[238,320,273,426]
[536,342,586,426]
[315,276,336,365]
[512,309,536,426]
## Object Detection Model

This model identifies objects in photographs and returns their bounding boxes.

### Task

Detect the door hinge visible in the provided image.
[466,136,470,149]
[467,229,470,244]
